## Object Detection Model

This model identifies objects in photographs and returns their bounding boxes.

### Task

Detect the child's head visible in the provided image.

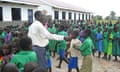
[104,27,108,32]
[2,43,12,55]
[70,30,79,39]
[19,37,32,51]
[24,62,38,72]
[98,27,101,33]
[108,29,112,33]
[58,25,65,32]
[32,67,47,72]
[114,26,118,32]
[2,63,19,72]
[83,29,91,38]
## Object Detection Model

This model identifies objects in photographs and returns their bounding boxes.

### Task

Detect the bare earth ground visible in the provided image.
[51,55,120,72]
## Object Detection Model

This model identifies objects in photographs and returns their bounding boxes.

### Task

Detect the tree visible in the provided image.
[94,15,103,20]
[105,16,110,20]
[110,11,116,20]
[117,17,120,23]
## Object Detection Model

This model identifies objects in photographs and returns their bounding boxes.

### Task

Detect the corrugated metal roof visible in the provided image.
[0,0,46,5]
[42,0,91,13]
[0,0,92,13]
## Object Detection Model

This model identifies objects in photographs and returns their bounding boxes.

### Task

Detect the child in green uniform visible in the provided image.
[48,24,57,57]
[79,29,93,72]
[103,28,108,59]
[107,29,113,60]
[91,25,97,56]
[56,25,69,68]
[112,26,120,61]
[10,37,37,71]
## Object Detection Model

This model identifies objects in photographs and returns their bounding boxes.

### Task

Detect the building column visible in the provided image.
[66,11,69,20]
[59,10,62,20]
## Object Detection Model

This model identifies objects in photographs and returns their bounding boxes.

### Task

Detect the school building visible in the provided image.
[0,0,92,26]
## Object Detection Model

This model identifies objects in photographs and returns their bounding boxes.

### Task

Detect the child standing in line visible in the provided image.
[107,29,113,60]
[103,28,108,59]
[112,26,120,61]
[48,24,57,57]
[68,30,82,72]
[96,28,103,58]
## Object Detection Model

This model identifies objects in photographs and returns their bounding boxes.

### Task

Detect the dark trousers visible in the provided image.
[32,46,47,69]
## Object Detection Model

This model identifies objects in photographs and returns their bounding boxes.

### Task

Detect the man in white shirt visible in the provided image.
[28,11,70,69]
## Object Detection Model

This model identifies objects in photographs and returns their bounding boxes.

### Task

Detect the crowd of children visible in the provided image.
[0,21,120,72]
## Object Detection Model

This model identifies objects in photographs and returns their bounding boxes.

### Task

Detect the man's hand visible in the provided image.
[64,36,72,41]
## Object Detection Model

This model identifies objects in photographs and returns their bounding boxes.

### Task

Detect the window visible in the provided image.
[0,7,2,21]
[86,14,88,20]
[74,13,76,20]
[62,12,66,19]
[82,13,84,20]
[68,12,72,19]
[79,13,80,20]
[54,11,59,19]
[12,8,21,21]
[89,14,91,20]
[28,9,33,23]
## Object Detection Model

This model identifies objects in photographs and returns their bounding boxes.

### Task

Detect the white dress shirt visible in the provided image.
[28,20,64,47]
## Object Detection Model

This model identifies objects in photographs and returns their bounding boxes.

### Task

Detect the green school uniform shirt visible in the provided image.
[48,27,57,51]
[10,51,37,71]
[57,31,68,52]
[79,37,93,56]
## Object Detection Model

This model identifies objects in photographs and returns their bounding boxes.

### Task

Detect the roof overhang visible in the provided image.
[0,0,39,6]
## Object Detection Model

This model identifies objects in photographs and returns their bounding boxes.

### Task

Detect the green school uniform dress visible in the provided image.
[79,37,93,72]
[112,31,120,56]
[10,51,37,71]
[91,29,97,49]
[0,34,3,48]
[48,27,57,52]
[107,33,113,55]
[93,28,98,49]
[103,32,108,53]
[57,31,68,53]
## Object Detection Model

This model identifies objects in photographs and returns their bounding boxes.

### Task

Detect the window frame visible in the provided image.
[11,8,21,21]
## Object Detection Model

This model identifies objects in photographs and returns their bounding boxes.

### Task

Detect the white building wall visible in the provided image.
[59,10,62,20]
[2,6,12,21]
[66,11,69,20]
[0,3,37,22]
[76,12,79,20]
[80,13,82,20]
[21,8,28,21]
[52,9,55,20]
[84,13,86,20]
[71,12,74,20]
[37,5,53,15]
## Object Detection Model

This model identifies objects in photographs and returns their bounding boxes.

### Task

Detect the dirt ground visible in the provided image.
[51,55,120,72]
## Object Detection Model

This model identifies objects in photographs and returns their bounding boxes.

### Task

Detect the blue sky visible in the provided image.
[57,0,120,17]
